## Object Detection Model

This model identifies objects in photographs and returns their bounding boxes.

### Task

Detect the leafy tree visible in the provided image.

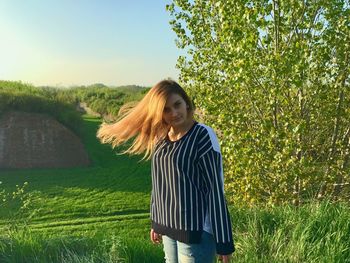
[167,0,350,205]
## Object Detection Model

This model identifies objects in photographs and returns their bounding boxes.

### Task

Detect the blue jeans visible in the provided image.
[162,231,216,263]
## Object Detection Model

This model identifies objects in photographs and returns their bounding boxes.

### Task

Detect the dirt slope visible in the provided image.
[0,111,90,169]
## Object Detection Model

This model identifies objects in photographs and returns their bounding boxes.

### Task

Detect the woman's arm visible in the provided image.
[199,148,235,255]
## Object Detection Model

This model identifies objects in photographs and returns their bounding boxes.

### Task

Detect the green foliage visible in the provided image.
[70,84,148,118]
[168,0,350,205]
[0,81,82,134]
[0,81,148,134]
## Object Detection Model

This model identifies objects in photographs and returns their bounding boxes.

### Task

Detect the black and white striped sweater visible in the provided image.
[151,122,235,255]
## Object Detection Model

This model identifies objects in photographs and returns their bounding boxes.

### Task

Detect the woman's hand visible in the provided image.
[150,228,162,244]
[218,254,232,263]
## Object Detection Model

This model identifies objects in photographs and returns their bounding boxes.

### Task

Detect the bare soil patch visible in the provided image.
[0,111,90,169]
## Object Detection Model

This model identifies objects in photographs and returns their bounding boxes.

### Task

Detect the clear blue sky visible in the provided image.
[0,0,181,87]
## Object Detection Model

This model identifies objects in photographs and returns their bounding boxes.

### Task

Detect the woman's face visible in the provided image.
[163,93,189,127]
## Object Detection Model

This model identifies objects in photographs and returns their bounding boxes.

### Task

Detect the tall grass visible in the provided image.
[231,201,350,263]
[0,201,349,262]
[0,229,163,263]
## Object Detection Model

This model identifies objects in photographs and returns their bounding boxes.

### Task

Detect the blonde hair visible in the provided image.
[96,80,195,160]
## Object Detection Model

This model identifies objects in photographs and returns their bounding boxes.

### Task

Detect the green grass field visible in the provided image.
[0,115,163,262]
[0,115,349,262]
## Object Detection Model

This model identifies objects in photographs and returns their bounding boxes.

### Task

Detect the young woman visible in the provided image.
[97,80,235,263]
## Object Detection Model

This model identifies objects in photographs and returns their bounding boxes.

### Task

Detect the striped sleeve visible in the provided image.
[198,126,235,255]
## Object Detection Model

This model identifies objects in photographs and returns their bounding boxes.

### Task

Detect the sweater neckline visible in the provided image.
[165,121,198,143]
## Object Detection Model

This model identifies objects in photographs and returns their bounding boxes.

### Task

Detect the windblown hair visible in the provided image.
[97,80,195,160]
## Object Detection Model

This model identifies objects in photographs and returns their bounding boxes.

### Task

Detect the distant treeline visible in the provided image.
[0,80,149,134]
[70,83,149,118]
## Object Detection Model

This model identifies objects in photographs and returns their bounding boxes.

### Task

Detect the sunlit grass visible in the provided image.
[230,202,350,263]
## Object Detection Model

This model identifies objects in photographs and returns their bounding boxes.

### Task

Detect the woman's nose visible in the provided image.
[170,109,178,117]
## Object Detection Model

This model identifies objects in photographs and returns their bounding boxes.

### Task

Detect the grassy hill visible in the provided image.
[0,115,164,262]
[0,80,149,135]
